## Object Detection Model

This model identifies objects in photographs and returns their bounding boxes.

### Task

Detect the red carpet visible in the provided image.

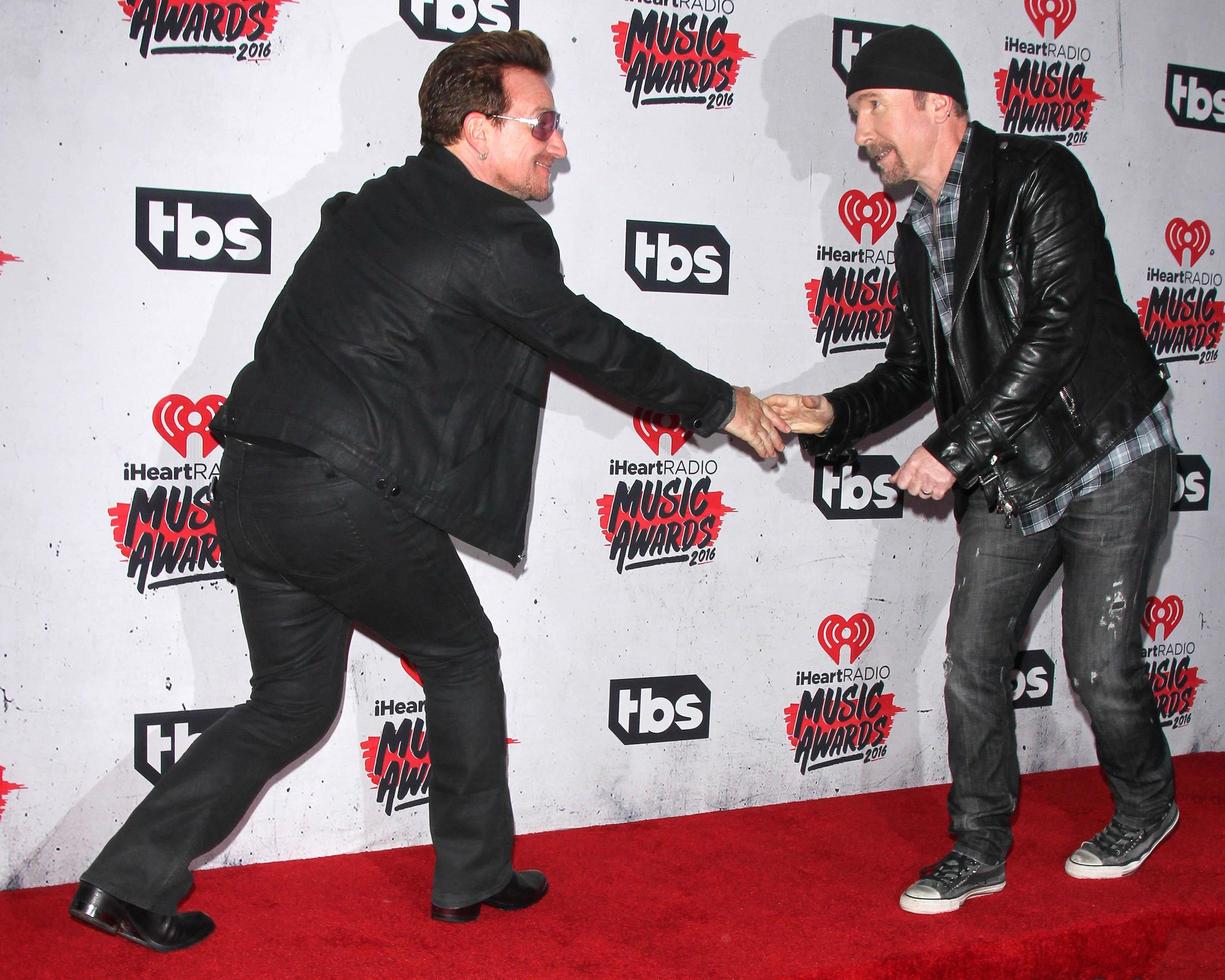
[4,753,1223,978]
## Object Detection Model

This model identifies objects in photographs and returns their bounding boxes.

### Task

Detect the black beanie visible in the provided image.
[844,25,967,109]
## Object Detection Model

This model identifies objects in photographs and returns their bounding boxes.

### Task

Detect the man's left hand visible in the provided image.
[892,446,956,501]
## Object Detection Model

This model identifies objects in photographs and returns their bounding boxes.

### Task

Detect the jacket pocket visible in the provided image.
[984,246,1022,332]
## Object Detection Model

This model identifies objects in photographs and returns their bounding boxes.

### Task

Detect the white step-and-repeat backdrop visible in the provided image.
[3,0,1223,890]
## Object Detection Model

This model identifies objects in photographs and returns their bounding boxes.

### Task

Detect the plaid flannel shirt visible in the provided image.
[906,128,1176,534]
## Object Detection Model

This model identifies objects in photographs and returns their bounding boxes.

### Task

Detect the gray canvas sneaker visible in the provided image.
[899,851,1006,914]
[1065,802,1179,879]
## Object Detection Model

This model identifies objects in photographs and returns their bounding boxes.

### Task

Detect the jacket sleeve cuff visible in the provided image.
[924,410,1016,487]
[798,392,856,463]
[694,383,735,438]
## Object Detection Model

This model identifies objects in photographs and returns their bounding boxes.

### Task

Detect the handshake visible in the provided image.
[727,387,956,502]
[722,387,834,459]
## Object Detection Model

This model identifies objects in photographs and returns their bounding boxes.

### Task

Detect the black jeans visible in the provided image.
[944,447,1176,865]
[84,439,514,911]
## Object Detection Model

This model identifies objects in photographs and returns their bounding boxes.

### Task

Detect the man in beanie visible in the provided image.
[70,29,786,950]
[768,25,1178,913]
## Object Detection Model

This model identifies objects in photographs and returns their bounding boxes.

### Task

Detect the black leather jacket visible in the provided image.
[212,144,732,564]
[804,122,1166,517]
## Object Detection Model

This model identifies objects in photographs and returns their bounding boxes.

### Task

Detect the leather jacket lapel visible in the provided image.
[950,122,994,335]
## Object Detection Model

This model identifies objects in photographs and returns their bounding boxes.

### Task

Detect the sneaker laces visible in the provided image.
[920,853,980,884]
[1087,818,1146,857]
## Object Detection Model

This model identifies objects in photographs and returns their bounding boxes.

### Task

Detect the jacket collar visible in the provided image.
[419,140,468,174]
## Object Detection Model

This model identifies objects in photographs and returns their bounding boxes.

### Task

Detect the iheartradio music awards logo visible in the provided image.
[360,661,431,816]
[1138,218,1224,368]
[358,660,518,814]
[595,409,732,574]
[994,0,1102,146]
[0,238,20,274]
[784,612,905,774]
[611,2,752,110]
[0,765,25,820]
[107,394,226,594]
[804,189,899,357]
[116,0,293,61]
[1142,595,1206,730]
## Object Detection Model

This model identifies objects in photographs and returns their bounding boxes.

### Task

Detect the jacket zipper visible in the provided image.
[997,477,1015,528]
[949,209,1017,526]
[946,210,990,407]
[1059,387,1082,428]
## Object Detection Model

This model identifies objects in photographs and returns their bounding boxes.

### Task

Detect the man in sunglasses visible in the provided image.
[71,29,786,949]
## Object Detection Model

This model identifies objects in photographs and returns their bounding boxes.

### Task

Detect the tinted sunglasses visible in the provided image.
[490,109,561,142]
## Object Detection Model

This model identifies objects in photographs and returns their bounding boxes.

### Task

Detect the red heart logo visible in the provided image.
[838,190,896,246]
[633,408,690,456]
[1024,0,1076,39]
[152,394,225,459]
[1165,218,1211,268]
[817,613,875,665]
[1142,595,1184,642]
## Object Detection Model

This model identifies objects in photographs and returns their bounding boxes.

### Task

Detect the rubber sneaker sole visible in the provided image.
[1064,807,1180,880]
[898,880,1005,915]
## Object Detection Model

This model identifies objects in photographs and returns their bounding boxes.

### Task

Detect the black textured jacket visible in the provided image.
[803,122,1166,517]
[212,144,733,564]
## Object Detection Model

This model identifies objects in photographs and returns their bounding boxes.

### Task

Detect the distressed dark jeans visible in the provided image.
[944,447,1176,867]
[83,438,514,912]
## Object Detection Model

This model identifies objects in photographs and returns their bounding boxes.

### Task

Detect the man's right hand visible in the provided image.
[763,393,835,435]
[724,386,788,459]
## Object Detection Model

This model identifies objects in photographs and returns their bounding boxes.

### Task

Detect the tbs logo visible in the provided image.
[1011,649,1054,709]
[609,675,711,745]
[1173,454,1211,511]
[399,0,516,41]
[814,455,902,520]
[133,708,228,784]
[625,220,729,295]
[136,187,270,274]
[1166,64,1225,134]
[831,18,899,84]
